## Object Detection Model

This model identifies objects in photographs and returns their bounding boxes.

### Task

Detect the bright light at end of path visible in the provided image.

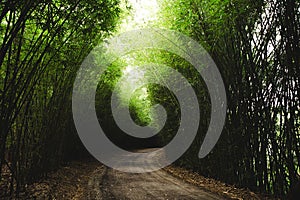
[119,65,148,101]
[120,0,160,31]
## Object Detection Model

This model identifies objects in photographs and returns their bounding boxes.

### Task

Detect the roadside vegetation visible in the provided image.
[0,0,299,198]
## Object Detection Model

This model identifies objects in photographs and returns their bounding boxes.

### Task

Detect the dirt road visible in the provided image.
[21,149,264,199]
[85,149,224,200]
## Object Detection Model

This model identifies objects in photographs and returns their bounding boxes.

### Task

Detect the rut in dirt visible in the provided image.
[85,148,224,200]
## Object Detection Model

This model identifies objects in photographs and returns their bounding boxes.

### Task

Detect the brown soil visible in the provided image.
[1,153,280,199]
[9,160,102,199]
[163,166,279,200]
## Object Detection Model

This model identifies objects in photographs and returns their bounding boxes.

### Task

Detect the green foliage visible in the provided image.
[0,0,299,198]
[158,0,300,197]
[0,0,122,195]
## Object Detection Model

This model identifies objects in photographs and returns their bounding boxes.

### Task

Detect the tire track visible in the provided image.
[86,149,224,200]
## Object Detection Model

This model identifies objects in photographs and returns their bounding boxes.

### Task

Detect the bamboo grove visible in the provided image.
[0,0,121,195]
[157,0,300,197]
[0,0,299,198]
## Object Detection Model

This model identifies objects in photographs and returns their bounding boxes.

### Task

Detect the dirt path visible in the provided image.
[85,149,223,200]
[89,166,223,200]
[20,149,273,200]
